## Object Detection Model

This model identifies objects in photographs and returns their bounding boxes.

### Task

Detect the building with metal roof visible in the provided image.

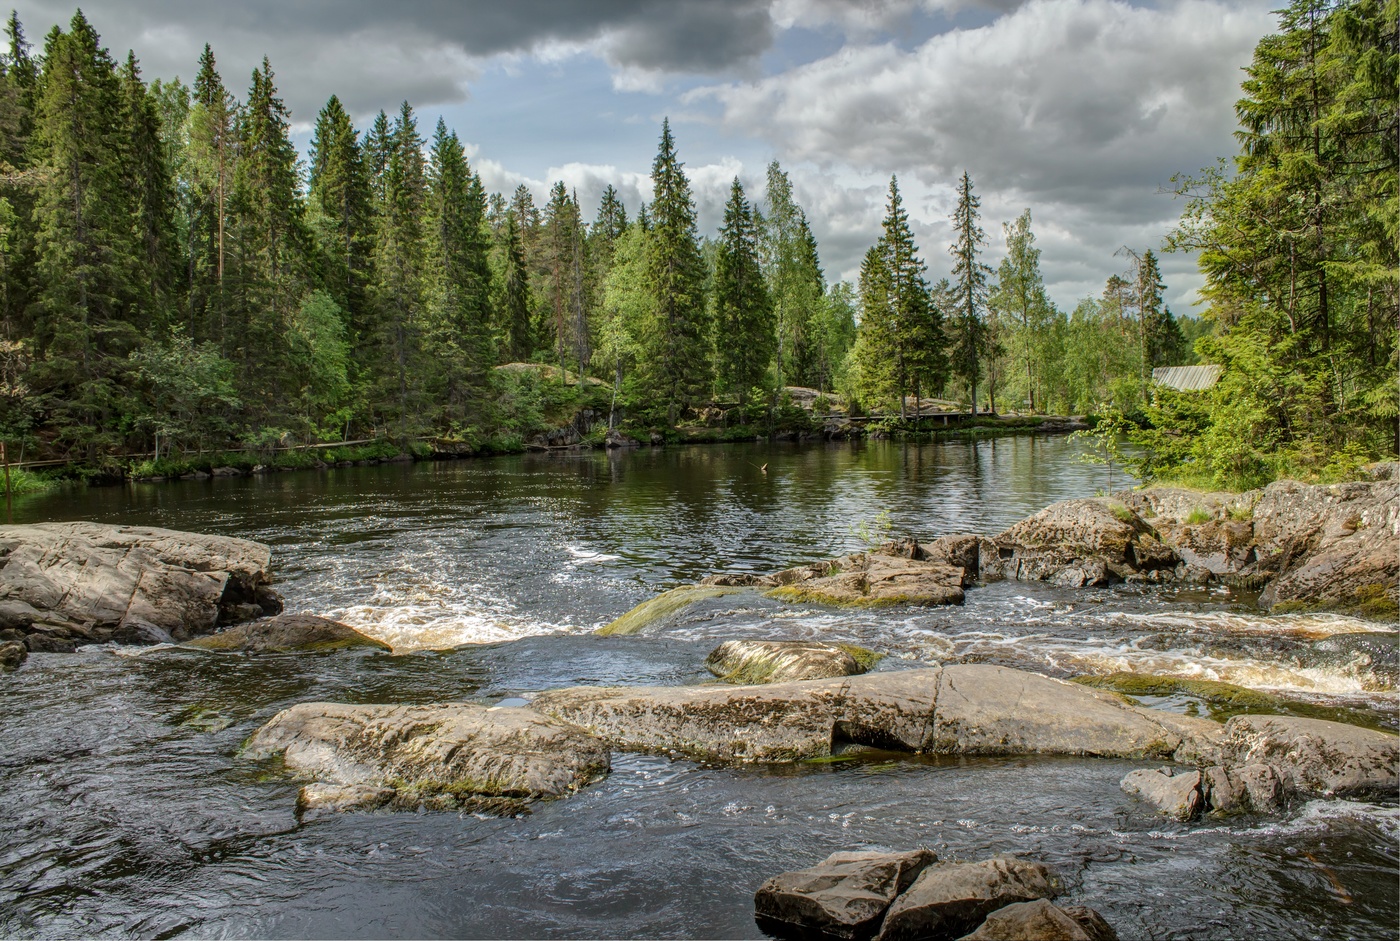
[1152,364,1223,392]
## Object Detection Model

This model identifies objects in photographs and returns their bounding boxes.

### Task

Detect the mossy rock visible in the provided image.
[185,614,391,653]
[705,639,884,684]
[1073,672,1394,732]
[596,585,744,637]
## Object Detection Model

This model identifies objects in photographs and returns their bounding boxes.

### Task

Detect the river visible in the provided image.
[1,437,1395,938]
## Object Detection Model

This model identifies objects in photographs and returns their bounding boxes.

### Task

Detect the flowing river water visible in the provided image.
[0,438,1395,939]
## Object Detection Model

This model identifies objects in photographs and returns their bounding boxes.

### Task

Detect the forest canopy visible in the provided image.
[0,1,1391,489]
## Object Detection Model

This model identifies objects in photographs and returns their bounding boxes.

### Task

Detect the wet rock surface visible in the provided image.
[245,701,611,812]
[1119,767,1203,820]
[705,540,966,607]
[705,639,876,684]
[531,664,1220,764]
[959,899,1115,940]
[0,522,280,648]
[183,614,391,653]
[754,849,937,940]
[1219,714,1398,801]
[980,498,1178,587]
[876,857,1060,941]
[0,639,25,672]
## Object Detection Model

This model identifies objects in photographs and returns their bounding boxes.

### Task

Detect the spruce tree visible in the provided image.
[308,95,372,330]
[29,12,141,451]
[120,51,178,325]
[949,171,992,414]
[760,162,825,389]
[988,210,1054,412]
[642,118,709,422]
[499,211,533,362]
[188,44,236,343]
[712,177,773,405]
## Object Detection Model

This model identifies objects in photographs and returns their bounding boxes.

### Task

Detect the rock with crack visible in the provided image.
[754,849,937,940]
[959,899,1117,941]
[875,856,1061,941]
[244,701,611,813]
[979,499,1178,587]
[0,522,281,648]
[705,639,880,684]
[530,664,1220,764]
[184,614,391,653]
[1119,767,1203,820]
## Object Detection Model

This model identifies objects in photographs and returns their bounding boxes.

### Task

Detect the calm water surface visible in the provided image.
[1,438,1394,939]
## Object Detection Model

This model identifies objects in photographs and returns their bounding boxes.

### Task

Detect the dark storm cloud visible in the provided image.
[9,0,776,118]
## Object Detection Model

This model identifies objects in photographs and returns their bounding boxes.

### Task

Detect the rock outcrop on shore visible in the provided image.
[0,522,281,649]
[690,472,1396,617]
[244,701,611,813]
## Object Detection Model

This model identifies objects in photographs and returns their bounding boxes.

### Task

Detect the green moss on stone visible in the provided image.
[597,586,743,636]
[835,643,885,672]
[1074,672,1395,732]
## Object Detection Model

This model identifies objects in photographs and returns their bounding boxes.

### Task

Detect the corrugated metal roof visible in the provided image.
[1152,364,1223,392]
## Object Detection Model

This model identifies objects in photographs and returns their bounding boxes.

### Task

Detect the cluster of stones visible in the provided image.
[754,850,1114,941]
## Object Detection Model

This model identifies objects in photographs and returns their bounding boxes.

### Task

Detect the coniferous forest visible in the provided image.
[0,1,1392,491]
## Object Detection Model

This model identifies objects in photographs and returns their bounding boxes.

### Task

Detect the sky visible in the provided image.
[13,0,1280,312]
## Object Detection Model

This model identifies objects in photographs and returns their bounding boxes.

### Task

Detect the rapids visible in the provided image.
[0,438,1394,938]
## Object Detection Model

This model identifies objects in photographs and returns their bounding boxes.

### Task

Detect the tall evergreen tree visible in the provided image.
[712,177,773,405]
[120,51,178,325]
[307,95,372,332]
[642,119,709,421]
[988,210,1054,412]
[949,171,992,413]
[28,12,141,452]
[760,162,825,389]
[499,211,533,362]
[187,44,237,343]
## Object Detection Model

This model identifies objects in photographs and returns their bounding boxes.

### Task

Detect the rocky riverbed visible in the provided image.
[1,460,1395,939]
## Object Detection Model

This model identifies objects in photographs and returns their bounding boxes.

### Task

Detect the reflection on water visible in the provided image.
[0,439,1395,939]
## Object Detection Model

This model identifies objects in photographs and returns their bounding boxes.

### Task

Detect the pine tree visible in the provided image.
[188,44,236,344]
[642,119,709,422]
[371,101,428,432]
[425,118,493,426]
[949,171,992,413]
[712,177,773,405]
[308,96,372,333]
[29,12,142,452]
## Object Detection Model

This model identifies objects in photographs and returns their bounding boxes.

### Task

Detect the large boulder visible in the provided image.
[1252,479,1399,615]
[705,639,878,684]
[244,701,611,812]
[184,614,391,653]
[530,664,1220,764]
[0,639,25,672]
[979,499,1178,587]
[876,857,1060,941]
[1219,714,1398,801]
[754,849,937,940]
[0,522,280,647]
[705,540,966,607]
[959,899,1116,941]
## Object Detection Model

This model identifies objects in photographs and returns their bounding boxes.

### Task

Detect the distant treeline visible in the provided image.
[0,3,1390,489]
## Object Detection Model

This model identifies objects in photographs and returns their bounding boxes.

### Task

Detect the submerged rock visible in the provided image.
[1119,767,1202,820]
[960,899,1116,941]
[876,857,1060,941]
[0,522,280,647]
[596,585,743,636]
[245,701,611,812]
[531,664,1219,764]
[184,614,391,653]
[980,498,1178,587]
[705,639,879,684]
[754,849,936,940]
[0,640,25,672]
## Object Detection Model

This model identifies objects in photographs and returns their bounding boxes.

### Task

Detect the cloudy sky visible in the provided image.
[15,0,1278,311]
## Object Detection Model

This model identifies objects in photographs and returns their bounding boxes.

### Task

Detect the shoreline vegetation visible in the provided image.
[0,1,1389,494]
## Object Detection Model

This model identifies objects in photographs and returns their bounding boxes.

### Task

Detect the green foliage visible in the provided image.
[712,177,774,405]
[849,508,894,549]
[1184,506,1213,525]
[129,326,240,455]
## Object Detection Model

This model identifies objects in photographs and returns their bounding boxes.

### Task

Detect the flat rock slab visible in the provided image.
[755,849,936,940]
[245,701,611,811]
[706,639,875,684]
[704,544,966,607]
[0,522,278,646]
[531,664,1220,764]
[184,614,391,653]
[1120,768,1202,820]
[876,857,1060,941]
[959,899,1116,940]
[1220,714,1398,800]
